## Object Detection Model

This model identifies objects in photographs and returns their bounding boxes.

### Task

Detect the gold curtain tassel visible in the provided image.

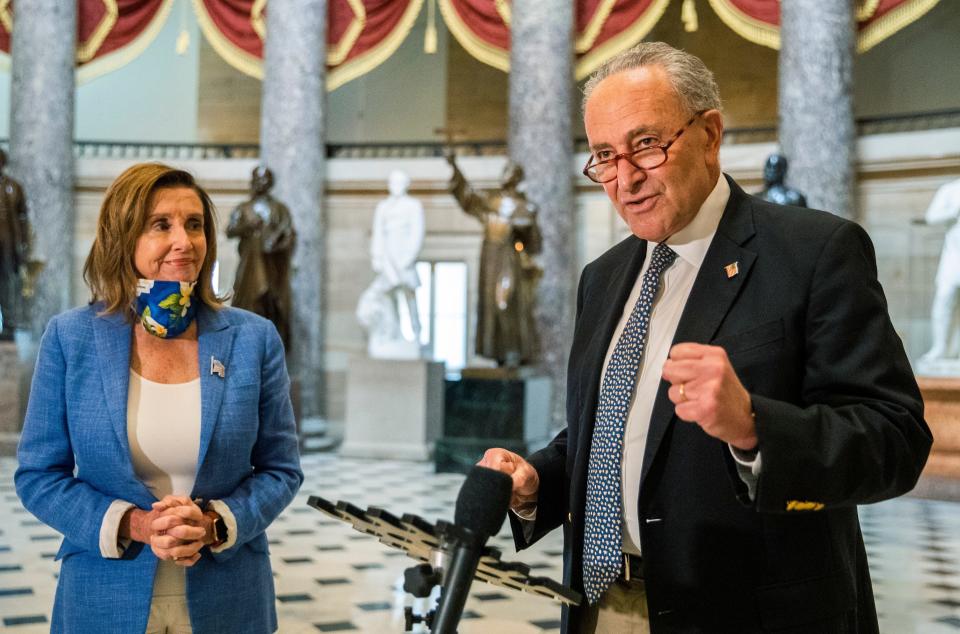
[682,0,699,32]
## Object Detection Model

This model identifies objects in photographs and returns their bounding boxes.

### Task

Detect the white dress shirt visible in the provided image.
[517,174,760,553]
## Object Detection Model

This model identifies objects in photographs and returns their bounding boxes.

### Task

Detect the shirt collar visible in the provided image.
[653,173,729,270]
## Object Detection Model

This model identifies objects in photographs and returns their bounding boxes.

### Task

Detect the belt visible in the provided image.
[621,552,644,581]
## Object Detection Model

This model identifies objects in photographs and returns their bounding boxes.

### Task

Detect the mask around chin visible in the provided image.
[134,279,199,338]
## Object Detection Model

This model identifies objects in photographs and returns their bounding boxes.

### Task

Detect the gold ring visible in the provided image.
[679,383,686,402]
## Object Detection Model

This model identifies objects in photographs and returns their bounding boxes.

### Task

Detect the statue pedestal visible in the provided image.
[913,376,960,500]
[340,356,445,461]
[916,358,960,377]
[436,370,552,474]
[0,340,23,456]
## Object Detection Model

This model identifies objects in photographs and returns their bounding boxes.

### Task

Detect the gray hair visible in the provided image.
[582,42,721,116]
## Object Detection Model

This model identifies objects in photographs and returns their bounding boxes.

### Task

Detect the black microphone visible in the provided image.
[431,465,513,634]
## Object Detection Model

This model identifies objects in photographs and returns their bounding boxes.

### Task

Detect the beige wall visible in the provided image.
[72,127,960,429]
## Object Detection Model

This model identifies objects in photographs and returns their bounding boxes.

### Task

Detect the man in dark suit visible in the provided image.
[479,42,931,633]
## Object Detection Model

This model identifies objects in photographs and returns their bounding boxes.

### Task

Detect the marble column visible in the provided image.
[508,0,575,429]
[9,0,76,333]
[260,1,328,428]
[778,0,856,218]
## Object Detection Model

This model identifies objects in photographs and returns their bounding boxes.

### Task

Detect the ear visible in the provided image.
[700,109,724,158]
[700,110,723,165]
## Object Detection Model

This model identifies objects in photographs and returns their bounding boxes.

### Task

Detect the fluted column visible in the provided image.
[260,0,328,426]
[778,0,856,218]
[508,0,576,429]
[9,0,76,333]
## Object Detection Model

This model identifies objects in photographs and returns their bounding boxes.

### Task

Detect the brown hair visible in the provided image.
[83,162,223,317]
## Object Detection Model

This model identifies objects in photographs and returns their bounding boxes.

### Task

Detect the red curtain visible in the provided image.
[439,0,671,79]
[194,0,425,90]
[707,0,943,52]
[0,0,172,74]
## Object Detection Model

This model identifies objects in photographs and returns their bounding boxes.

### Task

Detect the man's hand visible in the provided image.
[662,343,757,451]
[477,448,540,511]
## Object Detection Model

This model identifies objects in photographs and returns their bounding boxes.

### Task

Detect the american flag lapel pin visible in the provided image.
[210,356,226,378]
[724,261,739,279]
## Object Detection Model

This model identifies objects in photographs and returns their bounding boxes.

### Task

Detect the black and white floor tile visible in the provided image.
[1,454,959,633]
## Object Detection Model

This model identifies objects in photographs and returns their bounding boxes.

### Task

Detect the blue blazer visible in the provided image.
[16,303,304,634]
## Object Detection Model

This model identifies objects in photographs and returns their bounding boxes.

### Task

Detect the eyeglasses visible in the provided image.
[582,110,706,184]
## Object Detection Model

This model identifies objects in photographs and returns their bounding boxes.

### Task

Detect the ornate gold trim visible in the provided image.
[328,0,368,67]
[251,0,266,40]
[192,0,263,79]
[77,0,175,84]
[576,0,617,53]
[494,0,511,27]
[706,0,780,50]
[857,0,941,53]
[438,0,509,73]
[0,0,12,33]
[328,0,424,90]
[575,0,670,80]
[856,0,882,22]
[76,0,119,63]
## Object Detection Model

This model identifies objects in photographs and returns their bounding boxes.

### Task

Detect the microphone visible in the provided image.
[432,465,513,634]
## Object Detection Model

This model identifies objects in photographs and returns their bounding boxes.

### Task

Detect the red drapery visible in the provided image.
[707,0,943,52]
[0,0,174,81]
[438,0,671,79]
[193,0,425,90]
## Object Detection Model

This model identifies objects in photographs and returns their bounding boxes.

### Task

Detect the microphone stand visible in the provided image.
[431,522,483,634]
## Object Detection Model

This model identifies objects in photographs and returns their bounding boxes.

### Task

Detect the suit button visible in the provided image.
[567,512,572,523]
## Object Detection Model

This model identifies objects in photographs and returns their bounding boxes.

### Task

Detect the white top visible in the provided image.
[127,370,202,597]
[127,370,202,500]
[98,372,239,596]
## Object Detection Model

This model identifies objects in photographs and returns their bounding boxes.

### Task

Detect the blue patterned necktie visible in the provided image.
[582,242,677,604]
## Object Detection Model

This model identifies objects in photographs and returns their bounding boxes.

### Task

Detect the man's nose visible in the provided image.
[616,156,646,193]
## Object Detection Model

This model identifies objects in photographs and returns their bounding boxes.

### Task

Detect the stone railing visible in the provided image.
[2,108,957,161]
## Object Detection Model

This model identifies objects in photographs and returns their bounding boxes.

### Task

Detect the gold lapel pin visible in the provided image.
[210,356,226,378]
[724,262,739,279]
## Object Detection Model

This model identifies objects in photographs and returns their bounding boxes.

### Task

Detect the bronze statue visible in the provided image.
[445,152,542,367]
[0,149,30,338]
[227,166,296,346]
[760,153,807,207]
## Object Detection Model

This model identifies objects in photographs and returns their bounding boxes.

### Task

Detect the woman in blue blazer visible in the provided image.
[16,163,303,633]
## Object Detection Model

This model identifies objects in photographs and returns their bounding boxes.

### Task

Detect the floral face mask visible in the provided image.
[135,279,198,338]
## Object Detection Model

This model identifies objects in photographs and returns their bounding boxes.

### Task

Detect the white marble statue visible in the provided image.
[356,170,425,359]
[919,178,960,367]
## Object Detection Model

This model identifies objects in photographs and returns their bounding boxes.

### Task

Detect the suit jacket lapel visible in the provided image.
[640,177,758,490]
[93,309,135,456]
[196,306,235,470]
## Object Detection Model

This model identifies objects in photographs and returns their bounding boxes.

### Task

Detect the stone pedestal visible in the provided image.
[340,356,444,460]
[436,373,552,474]
[0,340,23,456]
[912,376,960,501]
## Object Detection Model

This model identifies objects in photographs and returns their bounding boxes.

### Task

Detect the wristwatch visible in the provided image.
[204,510,227,547]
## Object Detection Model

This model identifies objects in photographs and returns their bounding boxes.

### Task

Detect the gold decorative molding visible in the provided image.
[438,0,509,73]
[329,0,424,91]
[76,0,119,64]
[328,0,367,67]
[77,0,174,83]
[575,0,617,54]
[575,0,670,80]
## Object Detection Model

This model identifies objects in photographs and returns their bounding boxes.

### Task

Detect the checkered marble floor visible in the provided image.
[1,453,959,633]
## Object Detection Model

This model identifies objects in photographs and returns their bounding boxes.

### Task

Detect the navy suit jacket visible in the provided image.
[511,176,931,633]
[16,303,303,633]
